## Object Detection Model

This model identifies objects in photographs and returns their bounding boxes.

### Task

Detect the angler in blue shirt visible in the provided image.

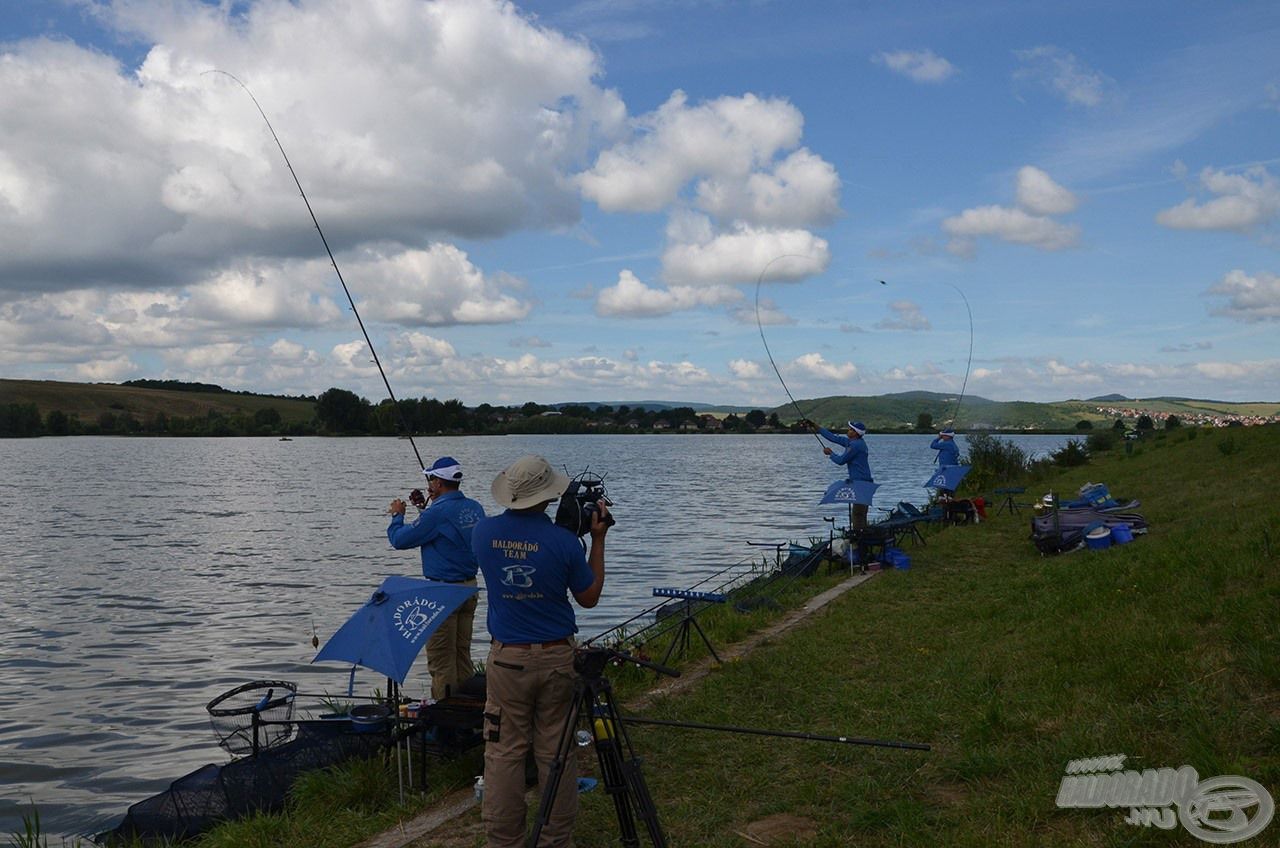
[471,455,610,848]
[810,420,874,529]
[387,456,486,699]
[931,427,961,467]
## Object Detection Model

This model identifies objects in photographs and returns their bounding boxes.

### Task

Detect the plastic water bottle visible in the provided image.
[473,776,485,802]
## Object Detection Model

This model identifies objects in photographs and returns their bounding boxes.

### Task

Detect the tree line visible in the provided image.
[0,388,793,438]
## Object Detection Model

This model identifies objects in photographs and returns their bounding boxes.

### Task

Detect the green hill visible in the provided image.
[0,378,317,431]
[775,391,1280,431]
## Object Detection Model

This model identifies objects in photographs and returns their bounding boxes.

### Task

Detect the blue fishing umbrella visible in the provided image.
[924,464,971,491]
[313,576,478,688]
[819,478,881,506]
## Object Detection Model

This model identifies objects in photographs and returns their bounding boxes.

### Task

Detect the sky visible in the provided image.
[1,0,1279,407]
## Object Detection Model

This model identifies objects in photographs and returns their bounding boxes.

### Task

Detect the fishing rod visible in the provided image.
[879,279,974,430]
[204,69,424,470]
[754,254,824,446]
[622,715,930,752]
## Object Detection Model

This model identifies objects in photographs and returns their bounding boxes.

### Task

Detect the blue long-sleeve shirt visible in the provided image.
[387,490,486,582]
[817,427,873,482]
[930,436,960,467]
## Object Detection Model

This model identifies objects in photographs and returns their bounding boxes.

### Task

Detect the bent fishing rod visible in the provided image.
[204,69,424,470]
[754,254,824,446]
[879,278,974,429]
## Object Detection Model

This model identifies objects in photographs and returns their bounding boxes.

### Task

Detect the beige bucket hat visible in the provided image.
[491,455,571,510]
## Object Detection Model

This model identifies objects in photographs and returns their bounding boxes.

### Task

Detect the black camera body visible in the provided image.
[554,473,616,537]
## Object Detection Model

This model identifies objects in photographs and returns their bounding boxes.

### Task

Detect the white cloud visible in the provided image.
[268,338,314,364]
[873,49,957,83]
[594,269,741,317]
[1015,166,1078,215]
[942,165,1079,254]
[695,148,841,227]
[167,342,258,371]
[185,260,342,327]
[75,355,138,382]
[350,244,532,326]
[943,205,1079,252]
[394,331,459,364]
[791,352,858,381]
[0,0,626,296]
[875,300,931,331]
[728,358,763,379]
[662,217,829,285]
[1013,46,1111,107]
[1155,166,1280,232]
[1193,358,1280,381]
[882,362,947,383]
[576,90,807,214]
[1208,269,1280,322]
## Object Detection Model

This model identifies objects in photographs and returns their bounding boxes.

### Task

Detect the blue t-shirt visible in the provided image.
[817,427,873,482]
[387,490,485,582]
[471,510,594,644]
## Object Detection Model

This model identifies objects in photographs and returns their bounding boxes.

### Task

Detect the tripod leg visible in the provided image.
[528,680,587,848]
[687,615,721,664]
[594,682,667,848]
[659,617,690,670]
[593,716,641,848]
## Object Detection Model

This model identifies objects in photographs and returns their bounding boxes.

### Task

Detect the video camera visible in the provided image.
[554,472,616,537]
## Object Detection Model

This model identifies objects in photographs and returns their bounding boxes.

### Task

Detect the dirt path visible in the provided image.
[358,570,877,848]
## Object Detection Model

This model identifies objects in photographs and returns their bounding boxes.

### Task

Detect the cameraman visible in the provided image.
[387,456,486,700]
[471,455,610,848]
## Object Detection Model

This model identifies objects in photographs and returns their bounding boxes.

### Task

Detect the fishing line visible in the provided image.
[203,69,424,470]
[879,279,974,429]
[754,254,824,446]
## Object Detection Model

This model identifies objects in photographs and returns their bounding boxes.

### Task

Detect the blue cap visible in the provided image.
[939,427,955,436]
[847,421,866,435]
[424,456,463,481]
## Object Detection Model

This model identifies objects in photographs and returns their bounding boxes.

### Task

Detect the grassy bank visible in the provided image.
[99,424,1277,848]
[599,424,1278,846]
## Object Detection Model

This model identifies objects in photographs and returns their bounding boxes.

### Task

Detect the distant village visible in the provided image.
[1093,405,1280,428]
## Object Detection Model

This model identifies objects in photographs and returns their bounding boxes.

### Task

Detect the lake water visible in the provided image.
[0,433,1072,839]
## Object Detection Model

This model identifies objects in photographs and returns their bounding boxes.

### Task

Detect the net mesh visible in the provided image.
[97,723,388,845]
[206,680,297,756]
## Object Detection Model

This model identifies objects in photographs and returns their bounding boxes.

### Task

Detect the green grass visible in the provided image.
[165,424,1278,847]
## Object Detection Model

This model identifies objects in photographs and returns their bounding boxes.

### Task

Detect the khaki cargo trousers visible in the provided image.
[482,639,579,848]
[424,582,478,700]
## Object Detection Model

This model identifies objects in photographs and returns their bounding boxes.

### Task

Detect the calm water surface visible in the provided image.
[0,433,1072,838]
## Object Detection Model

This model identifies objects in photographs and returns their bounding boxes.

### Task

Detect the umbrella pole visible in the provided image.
[389,677,405,805]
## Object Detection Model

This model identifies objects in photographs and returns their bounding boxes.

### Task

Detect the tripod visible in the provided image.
[651,589,726,668]
[529,648,676,848]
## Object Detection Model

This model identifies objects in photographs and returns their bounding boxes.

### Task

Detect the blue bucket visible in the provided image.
[1111,524,1133,544]
[1085,527,1111,551]
[884,547,911,570]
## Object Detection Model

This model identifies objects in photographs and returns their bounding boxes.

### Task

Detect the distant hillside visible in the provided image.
[0,379,318,425]
[553,400,756,413]
[771,391,1280,431]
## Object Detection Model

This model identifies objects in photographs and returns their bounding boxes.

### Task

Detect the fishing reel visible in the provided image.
[408,488,427,510]
[554,472,616,537]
